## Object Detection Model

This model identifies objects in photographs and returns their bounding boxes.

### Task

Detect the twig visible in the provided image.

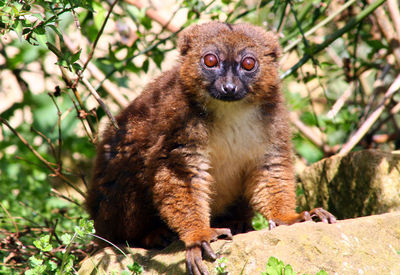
[62,35,129,107]
[276,2,289,33]
[390,100,400,115]
[289,112,324,148]
[327,82,355,119]
[284,0,357,52]
[0,117,86,198]
[124,0,180,33]
[72,0,119,89]
[48,41,97,137]
[50,188,81,207]
[338,73,400,156]
[368,0,400,66]
[25,7,73,44]
[49,93,63,169]
[387,0,400,39]
[59,66,96,141]
[30,127,58,162]
[368,99,400,138]
[15,155,57,170]
[0,202,19,235]
[281,0,387,79]
[358,66,390,125]
[296,61,326,141]
[100,28,184,85]
[81,77,119,129]
[63,87,95,143]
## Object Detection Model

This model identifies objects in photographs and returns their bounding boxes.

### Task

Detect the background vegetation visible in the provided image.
[1,0,399,273]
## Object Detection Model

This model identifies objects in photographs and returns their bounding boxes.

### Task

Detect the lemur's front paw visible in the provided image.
[307,207,337,223]
[185,227,232,275]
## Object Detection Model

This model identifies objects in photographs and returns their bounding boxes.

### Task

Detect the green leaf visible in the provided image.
[35,33,48,47]
[47,24,64,42]
[142,59,149,73]
[47,260,58,271]
[61,233,73,245]
[33,235,53,252]
[14,20,23,40]
[300,111,318,126]
[74,219,95,237]
[283,264,295,275]
[252,212,269,230]
[24,270,36,275]
[92,2,106,30]
[265,256,285,275]
[140,12,152,30]
[72,62,83,73]
[70,49,82,63]
[28,255,43,267]
[127,261,144,274]
[151,48,165,69]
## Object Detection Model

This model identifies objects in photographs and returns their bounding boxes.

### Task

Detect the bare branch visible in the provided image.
[284,0,357,52]
[62,35,129,107]
[124,0,180,33]
[49,93,63,169]
[281,0,387,79]
[338,73,400,156]
[0,202,19,235]
[81,77,119,130]
[289,112,324,148]
[326,82,355,119]
[60,66,96,142]
[368,0,400,66]
[0,117,86,198]
[387,0,400,39]
[72,0,119,89]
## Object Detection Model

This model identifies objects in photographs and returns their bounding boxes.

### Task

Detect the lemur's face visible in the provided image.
[178,22,281,104]
[199,46,259,101]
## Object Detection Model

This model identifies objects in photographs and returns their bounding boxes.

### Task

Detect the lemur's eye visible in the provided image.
[241,57,256,71]
[203,54,218,68]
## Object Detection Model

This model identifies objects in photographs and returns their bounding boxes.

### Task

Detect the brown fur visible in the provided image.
[86,22,335,266]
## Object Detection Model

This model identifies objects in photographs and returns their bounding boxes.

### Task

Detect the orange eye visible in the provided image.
[203,54,218,68]
[241,57,256,71]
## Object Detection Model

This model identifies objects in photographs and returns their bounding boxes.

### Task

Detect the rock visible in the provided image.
[297,149,400,219]
[78,212,400,275]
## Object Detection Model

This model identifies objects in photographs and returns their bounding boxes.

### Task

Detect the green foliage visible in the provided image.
[252,212,270,230]
[262,256,295,275]
[23,218,94,275]
[127,261,144,275]
[262,257,328,275]
[215,257,229,274]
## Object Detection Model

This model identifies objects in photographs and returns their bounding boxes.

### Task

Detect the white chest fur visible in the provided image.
[206,101,269,214]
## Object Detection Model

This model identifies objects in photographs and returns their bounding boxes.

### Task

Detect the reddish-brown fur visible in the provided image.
[86,22,335,274]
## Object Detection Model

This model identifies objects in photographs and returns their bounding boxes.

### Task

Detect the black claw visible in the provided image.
[201,241,216,260]
[195,256,209,275]
[186,258,194,275]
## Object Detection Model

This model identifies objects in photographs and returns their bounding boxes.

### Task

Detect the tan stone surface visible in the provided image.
[298,149,400,219]
[79,212,400,275]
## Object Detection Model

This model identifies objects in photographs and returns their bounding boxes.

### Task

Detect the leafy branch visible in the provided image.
[281,0,387,79]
